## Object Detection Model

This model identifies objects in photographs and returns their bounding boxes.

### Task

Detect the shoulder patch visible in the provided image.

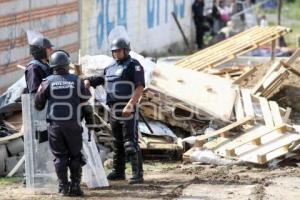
[135,65,141,71]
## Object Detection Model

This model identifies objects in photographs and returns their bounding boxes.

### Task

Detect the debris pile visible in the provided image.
[1,26,300,177]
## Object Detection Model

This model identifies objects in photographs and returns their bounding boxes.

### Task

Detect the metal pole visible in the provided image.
[171,12,191,51]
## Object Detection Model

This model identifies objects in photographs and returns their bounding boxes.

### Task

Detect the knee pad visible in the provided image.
[124,141,137,155]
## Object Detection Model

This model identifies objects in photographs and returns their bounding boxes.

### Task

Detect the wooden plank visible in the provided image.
[2,120,18,131]
[225,124,286,157]
[259,97,275,127]
[176,26,289,71]
[252,61,281,94]
[285,48,300,65]
[187,27,286,70]
[241,89,255,117]
[6,155,25,177]
[195,115,254,146]
[0,132,23,144]
[280,61,300,77]
[283,107,292,123]
[261,72,289,98]
[232,67,257,85]
[234,88,245,121]
[257,145,289,164]
[269,101,284,126]
[192,29,288,71]
[203,137,230,150]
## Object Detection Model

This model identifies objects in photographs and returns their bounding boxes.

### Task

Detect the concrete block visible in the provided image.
[6,138,24,156]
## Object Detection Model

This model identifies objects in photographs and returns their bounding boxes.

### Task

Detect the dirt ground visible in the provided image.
[0,160,300,200]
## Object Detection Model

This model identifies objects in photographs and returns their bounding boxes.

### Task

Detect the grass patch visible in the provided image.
[285,23,300,48]
[0,177,22,185]
[283,1,300,20]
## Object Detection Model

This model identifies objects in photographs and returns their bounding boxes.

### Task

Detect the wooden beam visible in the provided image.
[234,88,245,121]
[280,61,300,77]
[241,89,255,117]
[269,101,284,126]
[283,107,292,123]
[233,67,257,85]
[271,40,277,62]
[195,115,254,146]
[259,97,275,127]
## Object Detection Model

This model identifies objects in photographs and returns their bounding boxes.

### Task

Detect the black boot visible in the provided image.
[107,169,126,180]
[69,167,84,196]
[107,148,126,180]
[129,151,144,184]
[56,170,69,196]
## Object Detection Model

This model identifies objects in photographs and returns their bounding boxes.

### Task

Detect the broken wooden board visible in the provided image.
[150,63,236,122]
[195,115,254,147]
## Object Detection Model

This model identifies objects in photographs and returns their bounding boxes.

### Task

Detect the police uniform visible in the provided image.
[25,36,53,93]
[35,50,90,196]
[87,54,145,184]
[25,59,51,93]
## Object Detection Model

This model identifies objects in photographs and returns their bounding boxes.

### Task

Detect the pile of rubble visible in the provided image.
[1,25,300,177]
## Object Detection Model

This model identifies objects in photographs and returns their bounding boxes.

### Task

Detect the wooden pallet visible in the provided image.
[184,87,298,165]
[176,26,290,71]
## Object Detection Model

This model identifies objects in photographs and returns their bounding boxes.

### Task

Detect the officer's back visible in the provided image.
[35,50,90,120]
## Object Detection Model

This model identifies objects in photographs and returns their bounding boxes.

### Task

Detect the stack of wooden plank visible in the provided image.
[183,88,300,165]
[252,49,300,98]
[176,26,290,71]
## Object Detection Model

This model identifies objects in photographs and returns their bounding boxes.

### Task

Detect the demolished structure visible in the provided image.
[1,26,300,181]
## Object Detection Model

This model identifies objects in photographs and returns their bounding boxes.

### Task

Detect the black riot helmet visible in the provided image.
[110,38,131,59]
[49,50,70,70]
[29,37,53,60]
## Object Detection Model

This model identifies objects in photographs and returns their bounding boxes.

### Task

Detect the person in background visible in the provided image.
[192,0,206,49]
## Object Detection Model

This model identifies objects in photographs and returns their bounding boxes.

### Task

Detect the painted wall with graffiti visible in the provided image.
[81,0,193,56]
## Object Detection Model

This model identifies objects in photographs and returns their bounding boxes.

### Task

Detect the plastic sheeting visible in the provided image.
[0,76,26,114]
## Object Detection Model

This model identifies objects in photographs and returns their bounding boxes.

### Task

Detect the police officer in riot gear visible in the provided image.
[25,37,54,93]
[35,50,91,196]
[85,37,145,184]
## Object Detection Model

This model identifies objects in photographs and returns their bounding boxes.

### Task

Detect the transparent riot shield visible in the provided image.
[22,94,57,193]
[22,94,108,193]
